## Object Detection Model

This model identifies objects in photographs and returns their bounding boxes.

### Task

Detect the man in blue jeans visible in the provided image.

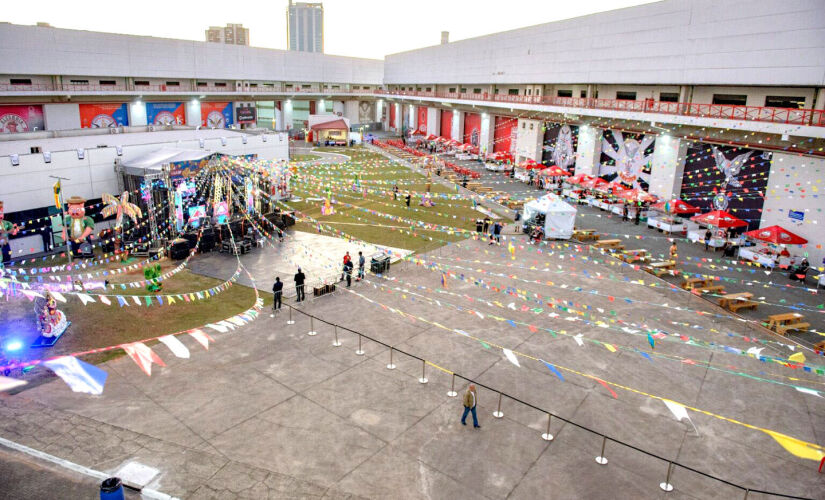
[461,384,480,428]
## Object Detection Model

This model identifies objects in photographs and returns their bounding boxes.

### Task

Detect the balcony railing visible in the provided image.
[375,90,825,127]
[0,83,376,94]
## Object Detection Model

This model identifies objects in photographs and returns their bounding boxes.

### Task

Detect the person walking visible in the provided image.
[461,385,480,428]
[272,277,283,312]
[622,203,629,221]
[342,252,351,281]
[357,251,366,281]
[344,259,354,287]
[482,217,491,235]
[493,221,502,243]
[475,219,483,235]
[393,184,399,200]
[405,193,411,208]
[704,228,712,251]
[294,268,306,302]
[634,204,641,225]
[669,241,678,262]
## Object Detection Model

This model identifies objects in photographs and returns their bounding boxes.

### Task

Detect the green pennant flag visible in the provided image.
[479,341,490,349]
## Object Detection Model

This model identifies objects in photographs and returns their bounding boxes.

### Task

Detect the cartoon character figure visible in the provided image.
[37,292,68,338]
[0,201,20,264]
[710,146,754,211]
[62,196,95,257]
[600,131,655,188]
[144,264,163,293]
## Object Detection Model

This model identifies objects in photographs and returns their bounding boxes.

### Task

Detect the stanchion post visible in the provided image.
[355,334,364,355]
[447,373,457,397]
[742,489,749,500]
[493,392,504,418]
[387,347,396,370]
[541,413,553,441]
[332,325,341,347]
[287,306,295,325]
[307,315,317,336]
[659,461,674,492]
[419,360,428,384]
[595,435,608,465]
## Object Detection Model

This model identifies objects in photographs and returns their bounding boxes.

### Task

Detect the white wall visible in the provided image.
[514,119,542,162]
[42,103,80,131]
[129,102,148,126]
[574,126,601,175]
[426,107,440,137]
[343,101,360,125]
[0,134,288,214]
[479,114,494,157]
[760,153,825,269]
[185,100,201,128]
[384,0,825,87]
[0,23,383,85]
[648,136,688,199]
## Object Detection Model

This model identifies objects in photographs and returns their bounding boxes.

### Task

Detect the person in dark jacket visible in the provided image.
[344,259,354,287]
[294,268,306,302]
[272,277,283,311]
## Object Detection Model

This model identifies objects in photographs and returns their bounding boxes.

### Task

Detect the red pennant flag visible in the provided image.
[122,342,166,376]
[188,329,214,350]
[593,377,618,399]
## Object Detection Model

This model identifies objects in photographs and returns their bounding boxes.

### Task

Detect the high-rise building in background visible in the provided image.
[205,23,250,46]
[286,1,324,53]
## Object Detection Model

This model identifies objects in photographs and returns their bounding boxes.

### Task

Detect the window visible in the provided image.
[69,79,89,85]
[10,78,32,85]
[616,91,636,100]
[165,81,180,86]
[197,82,208,87]
[352,85,360,90]
[426,87,432,92]
[249,83,257,87]
[508,89,519,95]
[580,90,587,98]
[557,90,573,98]
[460,87,467,93]
[449,87,456,93]
[134,80,150,86]
[214,82,227,87]
[30,146,42,154]
[535,88,541,96]
[99,80,116,86]
[285,84,293,88]
[712,94,747,105]
[473,88,482,94]
[494,88,499,94]
[331,85,340,89]
[301,84,311,89]
[659,92,679,102]
[765,96,805,108]
[363,86,371,90]
[527,89,532,95]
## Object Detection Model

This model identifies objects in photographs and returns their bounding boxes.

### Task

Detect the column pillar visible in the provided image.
[343,101,359,125]
[574,125,601,176]
[479,113,495,158]
[185,100,201,128]
[452,111,464,143]
[427,107,440,136]
[129,101,147,127]
[283,99,294,130]
[407,104,416,131]
[648,135,688,200]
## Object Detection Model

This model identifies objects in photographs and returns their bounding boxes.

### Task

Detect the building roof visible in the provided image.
[310,119,349,131]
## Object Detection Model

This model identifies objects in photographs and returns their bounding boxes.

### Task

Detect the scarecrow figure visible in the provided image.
[62,196,95,257]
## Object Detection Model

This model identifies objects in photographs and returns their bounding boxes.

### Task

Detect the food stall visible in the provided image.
[514,158,540,182]
[687,209,747,250]
[649,198,699,235]
[455,143,477,160]
[484,151,515,172]
[522,194,577,240]
[581,177,608,207]
[739,225,807,268]
[537,165,570,193]
[563,173,593,202]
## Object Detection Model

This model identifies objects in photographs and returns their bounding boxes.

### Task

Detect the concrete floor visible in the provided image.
[1,230,822,499]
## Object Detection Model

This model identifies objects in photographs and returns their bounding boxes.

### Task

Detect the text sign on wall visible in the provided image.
[788,210,804,222]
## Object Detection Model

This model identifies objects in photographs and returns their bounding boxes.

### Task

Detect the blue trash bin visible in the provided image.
[100,477,124,500]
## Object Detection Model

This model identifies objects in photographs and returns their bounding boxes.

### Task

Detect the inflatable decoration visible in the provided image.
[32,292,70,347]
[144,263,163,293]
[62,196,95,257]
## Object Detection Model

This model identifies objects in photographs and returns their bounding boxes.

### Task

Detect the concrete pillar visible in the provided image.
[129,101,147,127]
[515,118,543,162]
[479,113,495,158]
[407,104,416,131]
[185,100,201,128]
[427,107,440,136]
[648,135,688,200]
[274,102,284,130]
[315,99,329,114]
[283,99,294,130]
[574,125,601,175]
[375,100,384,125]
[452,111,464,143]
[343,101,359,125]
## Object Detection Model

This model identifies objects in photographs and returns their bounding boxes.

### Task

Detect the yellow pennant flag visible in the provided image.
[603,343,617,353]
[763,430,825,461]
[788,352,806,364]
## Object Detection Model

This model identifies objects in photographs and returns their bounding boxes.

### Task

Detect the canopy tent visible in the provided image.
[582,177,608,190]
[691,210,747,228]
[120,147,217,178]
[522,194,577,239]
[650,199,700,215]
[597,181,628,195]
[426,134,438,141]
[619,188,657,203]
[539,165,570,177]
[488,151,514,163]
[567,173,594,186]
[518,158,543,170]
[743,225,807,245]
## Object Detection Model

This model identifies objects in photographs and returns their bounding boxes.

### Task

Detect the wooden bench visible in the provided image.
[814,340,825,353]
[573,229,599,242]
[728,300,758,312]
[717,292,757,312]
[682,277,711,290]
[645,260,676,277]
[765,313,809,336]
[595,239,623,249]
[694,285,725,294]
[775,322,810,335]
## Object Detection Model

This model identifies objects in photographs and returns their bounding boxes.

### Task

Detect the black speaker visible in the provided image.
[199,229,215,252]
[183,231,199,249]
[169,238,190,260]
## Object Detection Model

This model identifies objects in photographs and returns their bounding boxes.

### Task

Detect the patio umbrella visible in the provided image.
[619,188,657,203]
[650,199,700,214]
[426,134,437,141]
[743,225,807,245]
[602,181,628,195]
[690,210,747,228]
[540,165,570,177]
[582,177,608,190]
[567,173,595,186]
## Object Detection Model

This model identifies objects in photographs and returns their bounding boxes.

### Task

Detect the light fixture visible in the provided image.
[242,136,248,144]
[262,135,267,142]
[191,98,199,105]
[116,146,123,156]
[199,139,205,148]
[10,154,20,166]
[43,151,52,163]
[76,148,85,159]
[220,137,227,146]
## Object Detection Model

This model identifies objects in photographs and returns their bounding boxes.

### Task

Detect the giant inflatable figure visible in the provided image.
[62,196,95,257]
[0,201,20,264]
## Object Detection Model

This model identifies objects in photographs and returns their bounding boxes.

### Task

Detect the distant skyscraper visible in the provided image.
[286,1,324,53]
[205,23,250,46]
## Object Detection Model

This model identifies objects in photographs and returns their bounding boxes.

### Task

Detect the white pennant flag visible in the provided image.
[43,356,108,395]
[0,375,27,392]
[77,293,96,305]
[795,387,822,398]
[663,399,698,434]
[206,323,229,333]
[746,347,764,357]
[50,291,67,303]
[573,334,584,346]
[159,335,190,358]
[502,348,520,367]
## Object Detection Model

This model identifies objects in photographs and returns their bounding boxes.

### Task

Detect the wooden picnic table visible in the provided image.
[718,292,758,312]
[595,239,623,249]
[645,260,677,276]
[765,313,810,335]
[619,250,649,264]
[573,229,599,242]
[694,284,726,294]
[682,277,713,290]
[624,249,647,256]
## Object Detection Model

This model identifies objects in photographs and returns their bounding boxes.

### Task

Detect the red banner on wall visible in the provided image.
[493,116,518,153]
[440,110,453,140]
[0,105,45,133]
[389,103,396,129]
[79,103,129,128]
[417,107,428,134]
[464,113,481,146]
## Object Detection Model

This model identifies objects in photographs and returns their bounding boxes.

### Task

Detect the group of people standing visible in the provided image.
[474,216,503,244]
[271,251,367,313]
[341,251,366,287]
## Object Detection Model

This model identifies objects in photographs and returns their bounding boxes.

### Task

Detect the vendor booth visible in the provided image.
[309,117,350,146]
[521,194,577,240]
[739,225,807,269]
[687,209,747,253]
[650,199,699,235]
[485,151,514,172]
[563,173,593,202]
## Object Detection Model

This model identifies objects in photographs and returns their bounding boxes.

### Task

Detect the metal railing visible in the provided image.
[273,299,811,499]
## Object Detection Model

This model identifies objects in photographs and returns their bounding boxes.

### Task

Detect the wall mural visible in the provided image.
[464,113,481,146]
[0,105,45,133]
[358,101,375,123]
[79,103,129,128]
[542,123,578,172]
[598,130,655,189]
[679,144,772,230]
[493,117,518,153]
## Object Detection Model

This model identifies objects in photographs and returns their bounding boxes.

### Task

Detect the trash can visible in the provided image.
[370,253,390,274]
[100,477,124,500]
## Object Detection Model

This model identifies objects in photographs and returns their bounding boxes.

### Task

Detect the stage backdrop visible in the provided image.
[542,123,578,172]
[201,102,234,128]
[79,103,129,128]
[464,112,481,146]
[146,102,185,126]
[0,104,45,133]
[598,129,655,189]
[493,116,518,153]
[679,144,772,230]
[416,106,428,134]
[440,110,453,140]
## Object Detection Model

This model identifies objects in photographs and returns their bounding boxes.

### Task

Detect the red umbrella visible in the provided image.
[426,134,437,141]
[690,210,747,228]
[518,158,539,169]
[601,181,628,194]
[582,177,608,190]
[619,188,657,203]
[540,165,570,176]
[650,199,701,214]
[743,225,807,245]
[567,173,595,186]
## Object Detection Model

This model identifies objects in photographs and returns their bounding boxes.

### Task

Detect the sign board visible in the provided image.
[788,210,804,221]
[236,107,257,124]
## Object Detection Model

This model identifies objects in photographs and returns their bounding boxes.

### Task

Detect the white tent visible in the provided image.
[120,147,215,177]
[523,194,577,239]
